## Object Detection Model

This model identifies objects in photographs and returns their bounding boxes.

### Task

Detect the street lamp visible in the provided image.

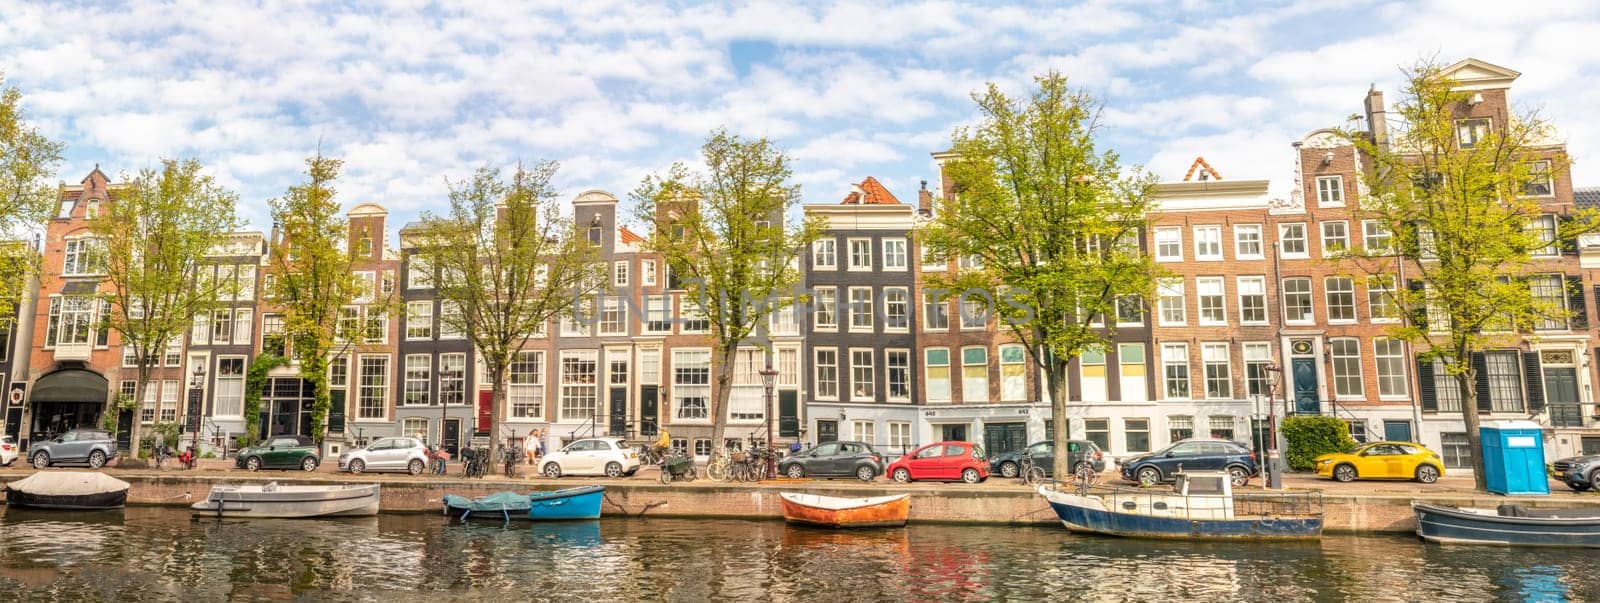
[1263,362,1284,490]
[759,359,779,479]
[187,363,206,463]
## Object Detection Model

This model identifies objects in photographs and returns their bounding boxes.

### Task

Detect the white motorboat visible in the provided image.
[190,482,380,518]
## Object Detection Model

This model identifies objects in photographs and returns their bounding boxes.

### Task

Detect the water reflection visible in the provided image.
[0,507,1594,602]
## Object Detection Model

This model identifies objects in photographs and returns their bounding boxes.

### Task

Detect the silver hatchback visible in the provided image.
[338,437,430,475]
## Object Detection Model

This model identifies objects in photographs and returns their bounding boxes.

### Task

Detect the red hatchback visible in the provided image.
[887,441,990,484]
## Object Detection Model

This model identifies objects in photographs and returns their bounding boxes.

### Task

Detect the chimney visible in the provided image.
[918,179,933,216]
[1364,85,1388,149]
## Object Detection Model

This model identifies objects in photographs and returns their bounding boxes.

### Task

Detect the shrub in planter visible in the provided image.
[1282,416,1358,471]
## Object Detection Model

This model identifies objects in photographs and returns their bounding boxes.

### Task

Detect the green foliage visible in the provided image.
[141,421,181,455]
[100,395,137,434]
[1282,416,1358,472]
[0,72,64,324]
[242,352,287,446]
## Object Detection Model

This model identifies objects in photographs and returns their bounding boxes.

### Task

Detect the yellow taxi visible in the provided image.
[1314,441,1445,484]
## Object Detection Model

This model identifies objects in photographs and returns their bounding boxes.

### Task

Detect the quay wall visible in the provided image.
[4,472,1597,534]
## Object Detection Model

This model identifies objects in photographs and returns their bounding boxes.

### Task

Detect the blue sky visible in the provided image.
[4,0,1600,233]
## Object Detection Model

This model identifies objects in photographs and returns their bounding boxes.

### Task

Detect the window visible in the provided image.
[1209,416,1235,440]
[1117,343,1146,402]
[814,348,838,400]
[211,308,233,344]
[1456,118,1490,149]
[612,260,629,287]
[1325,276,1356,322]
[1125,418,1150,453]
[847,238,872,270]
[1282,277,1313,323]
[888,422,911,452]
[848,287,873,331]
[728,348,765,422]
[403,354,430,406]
[919,242,945,271]
[1157,278,1186,325]
[851,420,875,445]
[329,356,348,388]
[1329,338,1363,398]
[884,287,909,331]
[1316,175,1344,206]
[1485,351,1524,412]
[508,351,544,418]
[262,314,285,356]
[958,254,983,271]
[1367,275,1397,322]
[140,382,157,423]
[600,297,627,335]
[1084,419,1110,451]
[1530,215,1558,256]
[1169,415,1194,442]
[672,350,711,420]
[1244,343,1272,397]
[45,296,95,348]
[777,347,798,387]
[887,350,910,401]
[645,295,673,333]
[363,307,386,344]
[438,302,464,339]
[923,292,949,330]
[560,350,599,422]
[62,238,105,276]
[1373,338,1407,398]
[1115,295,1143,325]
[1524,160,1554,197]
[163,340,181,367]
[190,312,211,346]
[1320,221,1349,255]
[1279,223,1308,257]
[1196,277,1225,325]
[1363,221,1391,253]
[1202,343,1231,399]
[1162,343,1190,399]
[1439,433,1471,468]
[883,238,907,270]
[380,271,395,296]
[1432,360,1462,412]
[238,265,257,301]
[160,380,178,422]
[215,357,245,418]
[1000,344,1026,402]
[850,349,874,401]
[925,348,951,403]
[959,296,987,329]
[812,239,836,269]
[561,298,595,337]
[407,257,432,289]
[406,301,433,340]
[642,260,657,286]
[358,356,389,419]
[1154,227,1182,261]
[961,347,989,403]
[1234,224,1263,259]
[439,353,466,406]
[1193,226,1222,260]
[1237,276,1267,324]
[336,306,358,341]
[769,298,799,336]
[1530,274,1566,330]
[813,287,837,331]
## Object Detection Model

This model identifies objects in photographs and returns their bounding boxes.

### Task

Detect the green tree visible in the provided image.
[920,73,1160,475]
[1341,61,1596,490]
[0,72,65,321]
[632,130,822,448]
[409,162,601,461]
[268,154,364,443]
[92,159,242,457]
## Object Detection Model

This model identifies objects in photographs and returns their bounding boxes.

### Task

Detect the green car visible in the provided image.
[236,435,321,472]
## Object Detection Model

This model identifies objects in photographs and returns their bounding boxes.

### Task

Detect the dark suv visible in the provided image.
[29,428,118,469]
[989,440,1106,478]
[779,441,885,481]
[1120,439,1258,487]
[1551,454,1599,492]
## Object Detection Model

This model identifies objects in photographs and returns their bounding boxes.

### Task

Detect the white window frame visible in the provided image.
[1157,278,1186,326]
[1237,276,1267,325]
[672,349,712,422]
[1316,175,1344,207]
[813,287,837,332]
[812,239,837,270]
[509,350,545,419]
[1362,220,1392,253]
[814,347,839,401]
[1161,343,1190,400]
[559,349,600,422]
[213,356,247,419]
[1321,220,1349,256]
[1278,223,1308,258]
[882,238,907,271]
[1154,227,1182,262]
[642,259,658,286]
[1234,224,1263,259]
[1196,276,1226,326]
[1282,277,1314,325]
[925,348,951,403]
[1329,337,1364,400]
[960,346,989,403]
[1193,225,1222,261]
[1374,338,1409,400]
[883,287,909,332]
[886,349,911,402]
[1201,342,1231,399]
[403,354,431,406]
[848,286,874,332]
[847,238,872,271]
[1325,276,1357,323]
[849,348,875,402]
[406,301,433,340]
[356,354,390,421]
[613,260,629,287]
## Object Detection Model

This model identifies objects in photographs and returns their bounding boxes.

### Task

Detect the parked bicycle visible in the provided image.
[706,447,732,482]
[151,439,169,469]
[1018,456,1047,486]
[1073,462,1099,496]
[460,447,491,478]
[502,445,519,478]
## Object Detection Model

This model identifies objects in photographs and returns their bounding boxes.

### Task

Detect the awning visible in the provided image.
[29,368,109,403]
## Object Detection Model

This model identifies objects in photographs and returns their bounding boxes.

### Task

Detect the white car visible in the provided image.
[540,437,641,478]
[0,435,17,466]
[338,437,430,475]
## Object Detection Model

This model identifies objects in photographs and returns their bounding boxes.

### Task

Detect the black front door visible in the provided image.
[442,419,461,455]
[609,387,627,436]
[271,400,296,436]
[640,386,659,436]
[1544,367,1582,427]
[778,390,798,437]
[983,423,1027,457]
[940,424,968,442]
[1291,358,1319,414]
[116,408,133,452]
[816,419,838,443]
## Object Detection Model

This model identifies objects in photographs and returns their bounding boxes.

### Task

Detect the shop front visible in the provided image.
[26,368,109,448]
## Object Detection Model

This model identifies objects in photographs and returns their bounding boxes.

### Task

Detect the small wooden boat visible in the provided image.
[779,492,910,528]
[443,491,533,522]
[1413,502,1600,548]
[190,483,380,518]
[1038,471,1323,540]
[527,485,604,520]
[4,472,130,510]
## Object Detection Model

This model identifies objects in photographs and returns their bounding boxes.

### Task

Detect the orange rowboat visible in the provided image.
[779,493,911,528]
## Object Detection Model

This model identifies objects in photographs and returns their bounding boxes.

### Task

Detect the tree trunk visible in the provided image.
[710,346,738,451]
[489,368,508,463]
[1456,371,1487,491]
[1047,360,1070,480]
[128,370,151,458]
[303,353,330,444]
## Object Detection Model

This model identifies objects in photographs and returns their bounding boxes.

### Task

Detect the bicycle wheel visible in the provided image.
[707,459,728,482]
[1023,465,1046,486]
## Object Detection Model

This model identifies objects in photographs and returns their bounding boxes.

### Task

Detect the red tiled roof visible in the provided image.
[841,176,903,205]
[618,226,645,244]
[1183,157,1222,181]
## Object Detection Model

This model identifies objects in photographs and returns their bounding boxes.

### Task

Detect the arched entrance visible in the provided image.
[29,368,109,443]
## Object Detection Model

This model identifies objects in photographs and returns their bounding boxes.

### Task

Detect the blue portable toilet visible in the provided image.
[1479,420,1549,496]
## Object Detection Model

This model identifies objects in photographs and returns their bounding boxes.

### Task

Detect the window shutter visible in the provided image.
[1472,352,1492,414]
[1417,360,1437,412]
[1568,276,1589,329]
[1522,351,1544,414]
[1406,280,1427,329]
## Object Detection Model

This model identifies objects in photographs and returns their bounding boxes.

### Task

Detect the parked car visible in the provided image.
[1552,453,1600,492]
[1120,439,1258,487]
[988,440,1106,478]
[779,440,885,481]
[541,437,642,478]
[886,441,990,484]
[29,428,117,469]
[237,435,321,472]
[0,435,17,466]
[339,437,429,475]
[1314,441,1444,484]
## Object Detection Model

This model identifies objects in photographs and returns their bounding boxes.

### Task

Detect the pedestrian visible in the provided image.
[525,429,539,465]
[433,443,450,475]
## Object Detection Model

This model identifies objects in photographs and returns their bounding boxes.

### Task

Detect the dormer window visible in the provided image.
[86,200,100,219]
[1456,118,1490,149]
[588,214,603,244]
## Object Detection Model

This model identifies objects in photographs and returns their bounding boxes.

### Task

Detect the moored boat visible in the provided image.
[190,482,380,518]
[4,472,130,510]
[443,491,533,522]
[1412,501,1600,548]
[527,485,605,520]
[1037,471,1323,540]
[779,492,910,528]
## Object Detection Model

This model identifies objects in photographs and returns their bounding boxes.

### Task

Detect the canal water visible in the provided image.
[0,507,1590,602]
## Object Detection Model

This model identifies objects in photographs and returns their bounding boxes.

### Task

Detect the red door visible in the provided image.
[477,391,492,434]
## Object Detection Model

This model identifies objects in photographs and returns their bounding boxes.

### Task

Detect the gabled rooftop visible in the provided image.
[840,176,902,205]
